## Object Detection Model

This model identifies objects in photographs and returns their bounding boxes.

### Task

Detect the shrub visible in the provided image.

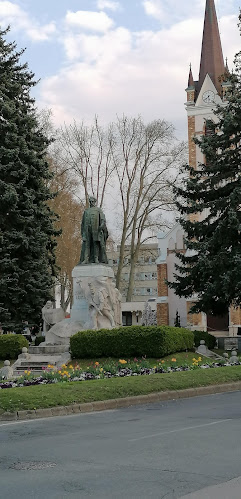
[0,334,29,360]
[35,336,45,346]
[70,325,194,359]
[193,330,216,349]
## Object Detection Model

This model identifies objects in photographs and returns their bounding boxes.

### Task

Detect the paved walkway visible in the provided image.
[181,476,241,498]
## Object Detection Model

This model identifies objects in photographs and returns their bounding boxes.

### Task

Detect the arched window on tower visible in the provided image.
[204,119,215,137]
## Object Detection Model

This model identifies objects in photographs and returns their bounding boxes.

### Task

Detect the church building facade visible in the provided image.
[157,0,238,335]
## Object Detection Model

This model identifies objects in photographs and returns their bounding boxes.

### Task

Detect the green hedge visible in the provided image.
[193,330,216,350]
[70,325,194,359]
[0,334,29,360]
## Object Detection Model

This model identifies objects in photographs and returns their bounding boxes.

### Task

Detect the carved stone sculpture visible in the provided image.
[42,301,65,335]
[0,360,13,380]
[87,282,115,329]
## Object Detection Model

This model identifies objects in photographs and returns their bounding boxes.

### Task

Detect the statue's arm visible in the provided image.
[99,211,108,238]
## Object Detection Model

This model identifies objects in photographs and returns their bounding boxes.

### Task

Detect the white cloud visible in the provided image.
[25,23,56,42]
[65,10,114,32]
[143,0,164,21]
[96,0,121,11]
[142,0,208,24]
[39,11,240,140]
[0,1,56,41]
[62,27,131,62]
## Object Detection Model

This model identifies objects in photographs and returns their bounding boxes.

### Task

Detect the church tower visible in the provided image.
[157,0,230,331]
[186,0,227,181]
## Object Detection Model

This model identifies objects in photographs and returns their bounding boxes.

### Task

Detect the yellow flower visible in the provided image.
[119,359,127,364]
[95,362,99,366]
[69,365,73,369]
[171,358,176,362]
[100,368,103,372]
[24,370,28,374]
[192,358,197,362]
[161,360,165,364]
[62,364,67,368]
[154,366,156,369]
[198,357,202,362]
[58,370,62,374]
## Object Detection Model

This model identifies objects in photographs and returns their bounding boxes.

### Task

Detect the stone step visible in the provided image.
[18,362,49,370]
[29,345,68,355]
[13,369,47,376]
[12,351,71,377]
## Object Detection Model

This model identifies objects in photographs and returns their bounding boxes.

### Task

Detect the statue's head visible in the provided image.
[89,196,97,207]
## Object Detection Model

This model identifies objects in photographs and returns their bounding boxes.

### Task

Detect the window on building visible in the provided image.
[122,312,132,326]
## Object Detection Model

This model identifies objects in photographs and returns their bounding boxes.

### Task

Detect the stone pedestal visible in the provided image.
[71,264,114,323]
[71,264,121,330]
[44,264,122,346]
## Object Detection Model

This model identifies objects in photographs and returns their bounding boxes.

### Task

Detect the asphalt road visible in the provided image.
[0,391,241,498]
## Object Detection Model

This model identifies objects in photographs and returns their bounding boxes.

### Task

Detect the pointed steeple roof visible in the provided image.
[188,64,194,88]
[225,57,229,73]
[198,0,225,96]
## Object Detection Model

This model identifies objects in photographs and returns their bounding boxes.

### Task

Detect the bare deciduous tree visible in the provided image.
[110,116,186,300]
[57,116,115,207]
[55,115,186,302]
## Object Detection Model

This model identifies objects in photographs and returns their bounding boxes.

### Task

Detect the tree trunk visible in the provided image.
[115,222,127,289]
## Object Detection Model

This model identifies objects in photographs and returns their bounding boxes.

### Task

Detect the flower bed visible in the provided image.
[1,356,241,390]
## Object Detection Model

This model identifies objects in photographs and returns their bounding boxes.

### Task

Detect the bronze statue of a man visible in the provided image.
[79,196,109,265]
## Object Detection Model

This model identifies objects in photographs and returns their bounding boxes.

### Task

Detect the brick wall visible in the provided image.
[230,306,241,325]
[187,301,203,327]
[157,263,168,297]
[188,116,196,169]
[157,303,169,326]
[157,263,169,326]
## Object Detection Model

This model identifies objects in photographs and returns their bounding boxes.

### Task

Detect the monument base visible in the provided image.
[44,264,122,346]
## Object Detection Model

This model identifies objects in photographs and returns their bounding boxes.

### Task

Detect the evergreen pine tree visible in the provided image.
[169,17,241,315]
[0,27,58,328]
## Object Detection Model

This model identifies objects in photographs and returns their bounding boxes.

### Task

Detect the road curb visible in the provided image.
[1,381,241,422]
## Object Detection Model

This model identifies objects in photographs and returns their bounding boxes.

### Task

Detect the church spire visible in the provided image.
[188,64,194,88]
[198,0,225,96]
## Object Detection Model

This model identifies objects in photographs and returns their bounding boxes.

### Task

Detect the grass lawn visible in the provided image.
[1,365,241,414]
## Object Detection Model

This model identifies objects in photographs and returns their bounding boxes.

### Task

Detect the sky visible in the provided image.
[0,0,240,139]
